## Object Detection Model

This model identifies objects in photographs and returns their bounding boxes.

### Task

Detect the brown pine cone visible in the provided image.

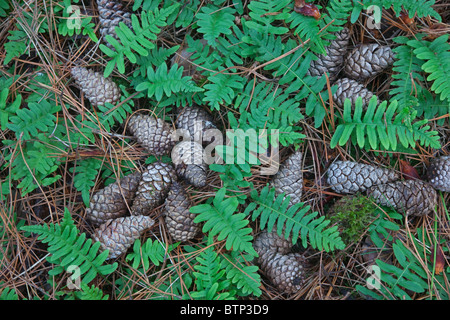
[175,105,217,145]
[367,180,438,217]
[171,141,208,187]
[93,215,155,259]
[130,162,177,216]
[333,78,376,109]
[253,228,304,294]
[270,150,303,207]
[128,114,175,156]
[426,156,450,193]
[257,250,305,294]
[307,27,350,82]
[163,181,200,242]
[253,229,292,255]
[326,160,399,194]
[343,44,395,81]
[71,66,121,107]
[86,171,141,226]
[97,0,132,46]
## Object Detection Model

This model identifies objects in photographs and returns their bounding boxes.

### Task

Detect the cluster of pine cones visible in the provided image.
[69,1,450,295]
[308,26,395,109]
[72,63,217,259]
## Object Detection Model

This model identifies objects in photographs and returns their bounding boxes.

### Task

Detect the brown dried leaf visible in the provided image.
[399,160,421,180]
[294,3,321,20]
[431,245,446,275]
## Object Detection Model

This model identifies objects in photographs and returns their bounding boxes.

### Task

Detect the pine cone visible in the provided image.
[333,78,376,109]
[307,27,350,82]
[253,229,304,294]
[163,181,200,242]
[97,0,132,46]
[253,229,292,255]
[257,250,305,294]
[93,215,155,259]
[128,114,175,156]
[130,162,177,216]
[367,179,438,217]
[171,141,208,187]
[71,66,121,107]
[175,105,217,145]
[343,44,395,81]
[426,156,450,192]
[270,151,303,206]
[326,160,399,194]
[86,171,141,226]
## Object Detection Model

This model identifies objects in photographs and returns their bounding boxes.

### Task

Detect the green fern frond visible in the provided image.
[0,283,18,300]
[100,4,180,77]
[70,158,102,206]
[330,96,441,152]
[232,80,305,146]
[246,186,345,252]
[221,251,262,297]
[75,283,109,300]
[191,188,256,256]
[244,0,291,35]
[357,239,429,300]
[126,238,178,270]
[190,240,235,300]
[350,0,441,23]
[4,136,62,195]
[390,36,425,109]
[203,73,245,111]
[7,100,61,140]
[196,6,236,47]
[0,88,21,130]
[21,208,118,284]
[132,45,180,78]
[408,34,450,102]
[134,62,203,101]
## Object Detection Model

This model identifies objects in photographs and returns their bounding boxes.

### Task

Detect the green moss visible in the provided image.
[328,193,378,245]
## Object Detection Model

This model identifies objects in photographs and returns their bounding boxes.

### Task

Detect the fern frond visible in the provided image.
[0,88,21,130]
[196,6,236,47]
[350,0,441,23]
[21,208,118,284]
[221,251,262,297]
[134,62,203,101]
[132,45,180,78]
[203,73,245,111]
[4,137,62,195]
[232,80,305,146]
[0,283,18,300]
[190,240,235,300]
[358,239,429,300]
[247,186,345,252]
[330,96,441,152]
[7,100,60,140]
[126,238,178,270]
[75,283,109,300]
[100,4,180,77]
[408,34,450,102]
[70,158,102,206]
[390,36,425,110]
[191,188,256,256]
[244,0,291,35]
